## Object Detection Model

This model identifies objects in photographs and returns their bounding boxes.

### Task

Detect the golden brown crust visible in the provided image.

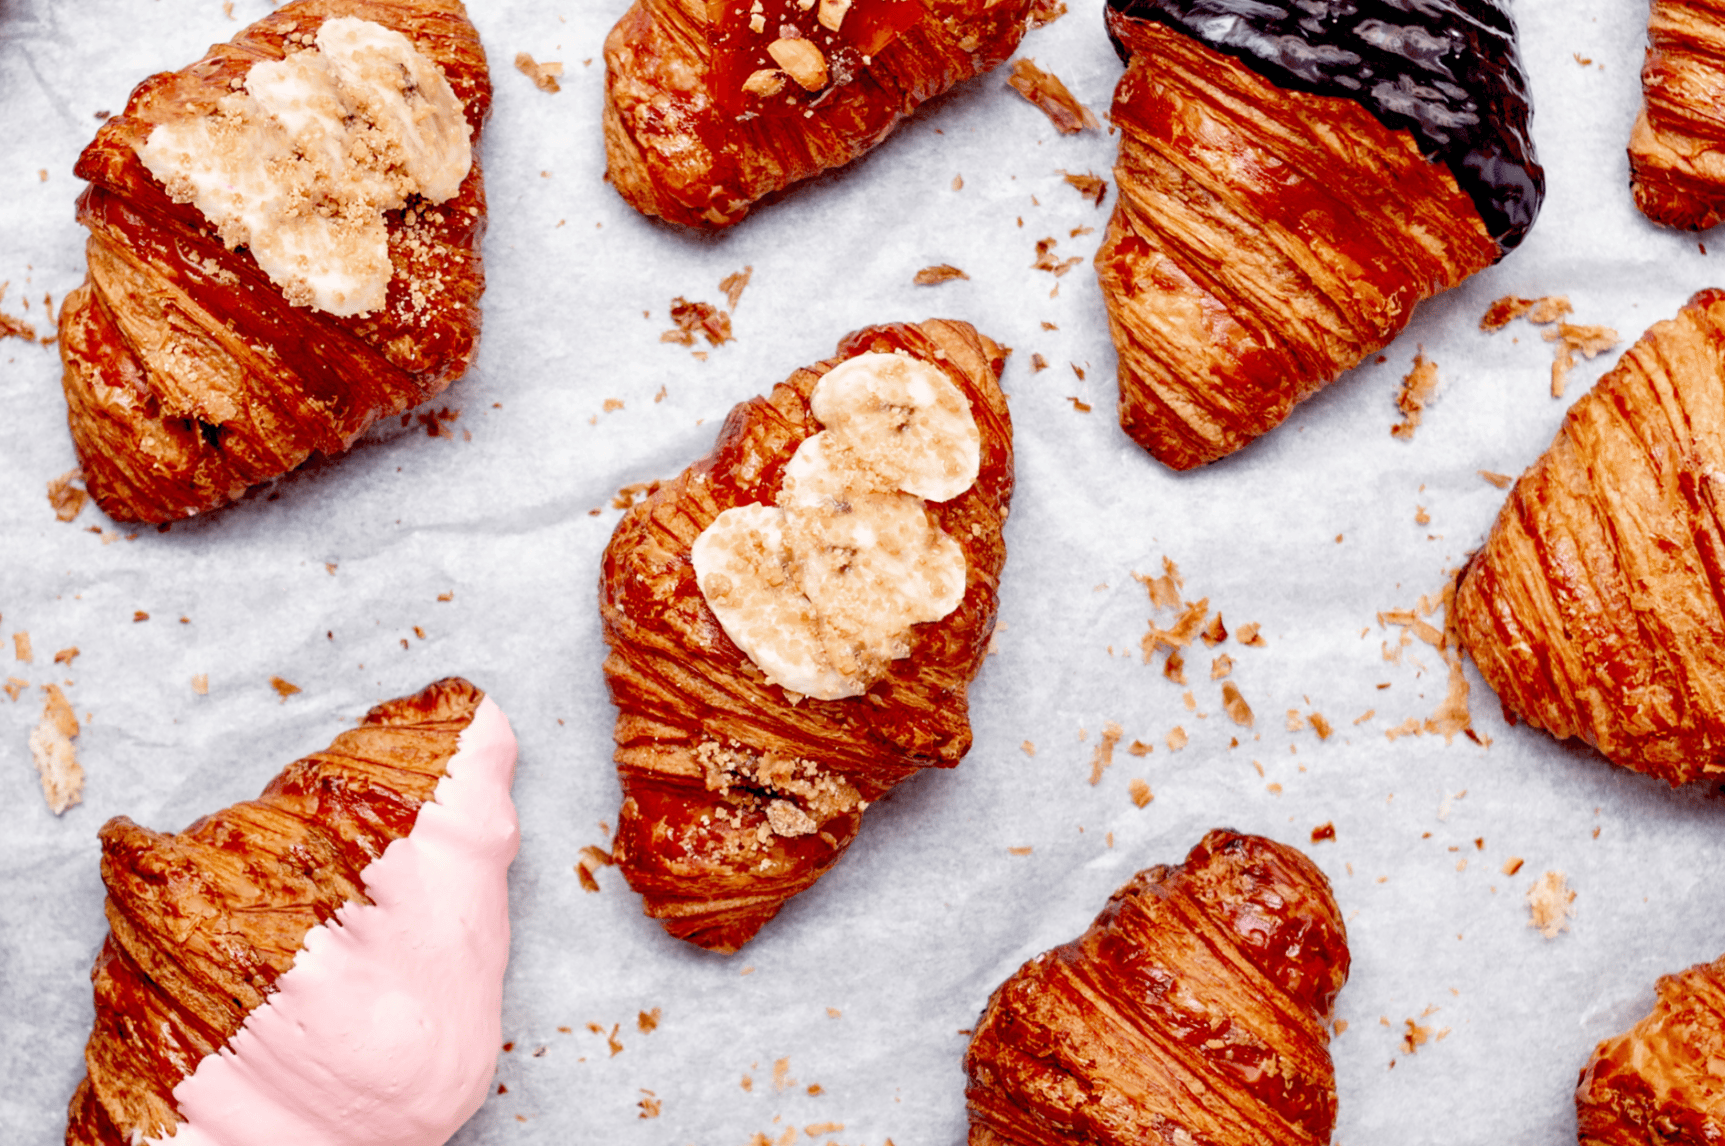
[600,319,1013,952]
[1630,0,1725,231]
[1576,954,1725,1145]
[1095,20,1499,471]
[964,830,1349,1146]
[58,0,491,524]
[1454,290,1725,786]
[601,0,1030,229]
[65,678,486,1146]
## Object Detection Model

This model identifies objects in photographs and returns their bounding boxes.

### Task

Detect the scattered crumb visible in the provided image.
[14,632,32,662]
[1008,846,1034,855]
[29,684,83,815]
[1006,59,1099,134]
[1128,778,1152,807]
[514,52,563,92]
[719,266,753,311]
[1065,396,1091,412]
[1200,612,1227,647]
[132,611,149,623]
[1545,322,1619,398]
[1481,295,1571,331]
[661,298,732,347]
[638,1007,661,1033]
[1527,870,1575,938]
[1479,470,1514,489]
[605,1024,624,1056]
[1058,169,1107,207]
[1021,740,1036,756]
[1415,505,1430,525]
[1127,739,1151,756]
[1030,353,1048,372]
[1401,1019,1432,1054]
[1502,857,1524,876]
[1221,682,1254,728]
[1088,721,1123,785]
[269,676,301,701]
[773,1059,794,1092]
[1311,822,1336,843]
[612,481,661,510]
[47,469,87,522]
[192,673,209,695]
[3,677,26,701]
[1032,236,1083,277]
[1208,654,1234,681]
[1027,0,1067,26]
[914,264,969,285]
[576,844,615,892]
[52,647,78,665]
[1236,623,1265,647]
[1310,713,1333,740]
[637,1091,661,1119]
[1166,726,1188,751]
[1391,352,1439,440]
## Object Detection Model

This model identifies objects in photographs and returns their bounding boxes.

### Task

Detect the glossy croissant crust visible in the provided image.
[64,678,487,1146]
[58,0,490,524]
[1576,954,1725,1145]
[965,830,1349,1146]
[600,319,1013,952]
[602,0,1028,229]
[1455,290,1725,785]
[1630,0,1725,231]
[1096,15,1501,471]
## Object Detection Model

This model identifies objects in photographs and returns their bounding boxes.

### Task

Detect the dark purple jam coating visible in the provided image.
[1103,0,1544,257]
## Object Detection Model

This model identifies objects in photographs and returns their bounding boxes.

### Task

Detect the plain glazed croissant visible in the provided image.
[58,0,490,524]
[1576,954,1725,1145]
[1630,0,1725,230]
[602,0,1029,228]
[65,678,518,1146]
[600,319,1013,952]
[1455,290,1725,786]
[964,830,1350,1146]
[1096,0,1543,471]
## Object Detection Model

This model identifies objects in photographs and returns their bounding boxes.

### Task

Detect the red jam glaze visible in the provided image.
[709,0,922,114]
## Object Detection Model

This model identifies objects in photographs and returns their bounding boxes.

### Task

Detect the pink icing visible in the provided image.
[150,695,519,1146]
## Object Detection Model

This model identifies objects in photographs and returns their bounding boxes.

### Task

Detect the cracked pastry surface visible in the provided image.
[599,319,1013,952]
[1455,290,1725,786]
[57,0,490,523]
[964,829,1349,1146]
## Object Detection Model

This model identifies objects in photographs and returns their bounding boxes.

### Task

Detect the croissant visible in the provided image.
[1095,0,1544,471]
[64,677,518,1146]
[1576,954,1725,1145]
[600,319,1013,952]
[57,0,491,524]
[964,829,1350,1146]
[1630,0,1725,230]
[602,0,1029,228]
[1454,290,1725,785]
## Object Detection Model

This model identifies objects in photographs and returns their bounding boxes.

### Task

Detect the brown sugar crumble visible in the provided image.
[1007,59,1099,134]
[1391,352,1440,440]
[914,264,970,284]
[514,52,564,92]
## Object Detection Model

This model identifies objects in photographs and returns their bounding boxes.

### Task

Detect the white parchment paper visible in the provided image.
[3,0,1723,1143]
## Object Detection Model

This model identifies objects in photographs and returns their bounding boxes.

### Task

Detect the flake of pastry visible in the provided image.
[1391,353,1440,441]
[1456,293,1725,783]
[47,469,88,522]
[1127,777,1152,806]
[1006,59,1099,134]
[1098,0,1541,469]
[1222,682,1253,727]
[65,679,517,1146]
[663,298,733,347]
[603,320,1012,950]
[14,631,32,662]
[965,831,1348,1146]
[1059,169,1106,206]
[4,678,27,701]
[720,266,754,311]
[914,264,969,284]
[1088,722,1123,785]
[29,684,83,816]
[1031,236,1082,276]
[1527,871,1574,938]
[269,676,301,701]
[515,51,564,92]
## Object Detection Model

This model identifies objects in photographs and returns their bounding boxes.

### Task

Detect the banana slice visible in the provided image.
[807,352,980,502]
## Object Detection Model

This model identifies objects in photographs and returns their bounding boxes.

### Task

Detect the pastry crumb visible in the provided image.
[1391,352,1439,440]
[661,297,732,347]
[612,481,661,510]
[269,676,301,701]
[1032,236,1083,277]
[1480,295,1571,331]
[1027,0,1067,26]
[1545,322,1619,398]
[1008,845,1034,855]
[514,52,563,92]
[1127,739,1151,756]
[1502,856,1524,876]
[914,264,969,284]
[52,647,78,665]
[191,673,209,695]
[1007,59,1098,133]
[1127,777,1152,807]
[1527,870,1575,938]
[719,266,753,311]
[1311,821,1336,843]
[3,677,26,701]
[1166,726,1188,751]
[1021,739,1036,756]
[14,632,32,663]
[29,684,82,815]
[1088,721,1123,785]
[637,1007,661,1032]
[1058,169,1107,206]
[47,469,87,522]
[637,1091,660,1119]
[1236,623,1265,647]
[1066,396,1091,412]
[1221,682,1253,727]
[1030,353,1048,372]
[1479,470,1514,488]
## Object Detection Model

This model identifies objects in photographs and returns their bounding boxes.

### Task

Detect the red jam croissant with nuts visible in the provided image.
[602,0,1029,228]
[1630,0,1725,230]
[58,0,490,523]
[964,830,1349,1146]
[600,319,1013,952]
[1576,954,1725,1144]
[1455,290,1725,786]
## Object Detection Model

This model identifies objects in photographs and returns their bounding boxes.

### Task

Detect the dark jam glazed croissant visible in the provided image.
[1455,291,1725,786]
[58,0,490,524]
[602,0,1029,228]
[1577,954,1725,1145]
[65,678,518,1146]
[1631,0,1725,231]
[601,319,1013,952]
[1096,0,1543,471]
[965,830,1350,1146]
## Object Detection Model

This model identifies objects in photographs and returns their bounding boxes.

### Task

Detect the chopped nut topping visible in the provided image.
[768,37,828,91]
[817,0,851,32]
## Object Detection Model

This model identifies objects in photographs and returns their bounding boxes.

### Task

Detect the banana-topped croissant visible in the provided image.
[1576,954,1725,1145]
[65,678,518,1146]
[1096,0,1543,471]
[602,0,1029,228]
[964,830,1350,1146]
[601,319,1013,952]
[58,0,490,524]
[1455,290,1725,785]
[1630,0,1725,230]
